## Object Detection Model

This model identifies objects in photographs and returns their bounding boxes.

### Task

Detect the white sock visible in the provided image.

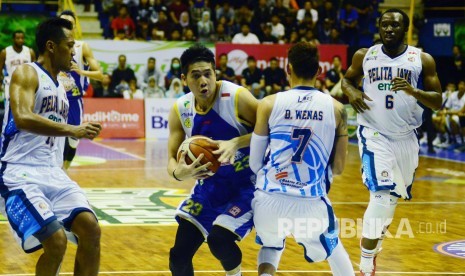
[327,243,355,276]
[226,272,240,276]
[360,247,376,272]
[226,270,241,276]
[260,274,273,276]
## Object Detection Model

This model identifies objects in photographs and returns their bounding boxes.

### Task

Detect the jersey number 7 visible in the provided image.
[291,128,313,163]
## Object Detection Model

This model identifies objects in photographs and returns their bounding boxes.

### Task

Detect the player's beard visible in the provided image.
[382,31,406,51]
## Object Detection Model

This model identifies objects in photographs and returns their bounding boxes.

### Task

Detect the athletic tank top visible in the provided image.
[3,45,32,97]
[256,87,335,198]
[1,62,69,167]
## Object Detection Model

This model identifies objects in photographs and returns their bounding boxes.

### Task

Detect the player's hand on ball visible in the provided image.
[347,89,372,113]
[176,150,212,180]
[391,77,415,95]
[212,139,238,165]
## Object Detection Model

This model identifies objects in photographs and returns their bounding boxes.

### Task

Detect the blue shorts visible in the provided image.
[175,176,255,240]
[67,98,83,126]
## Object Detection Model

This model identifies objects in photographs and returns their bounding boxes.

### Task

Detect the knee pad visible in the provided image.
[258,247,284,269]
[362,191,398,239]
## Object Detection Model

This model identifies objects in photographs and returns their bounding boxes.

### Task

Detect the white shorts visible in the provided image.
[0,164,95,253]
[357,126,419,199]
[252,190,340,263]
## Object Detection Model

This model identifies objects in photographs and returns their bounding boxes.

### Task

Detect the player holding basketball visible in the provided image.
[58,10,103,170]
[341,8,442,275]
[0,18,102,275]
[0,30,36,98]
[167,44,258,276]
[250,41,354,276]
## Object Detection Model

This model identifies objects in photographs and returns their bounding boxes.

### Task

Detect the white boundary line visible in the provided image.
[88,140,146,160]
[1,270,464,275]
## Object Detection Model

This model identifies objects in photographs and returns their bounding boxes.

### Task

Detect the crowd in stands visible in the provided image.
[95,0,379,47]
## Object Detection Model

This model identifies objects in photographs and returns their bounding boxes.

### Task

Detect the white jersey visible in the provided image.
[256,87,336,198]
[444,91,465,111]
[3,45,32,97]
[360,44,424,138]
[0,62,69,167]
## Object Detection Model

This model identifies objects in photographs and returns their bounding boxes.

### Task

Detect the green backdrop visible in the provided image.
[0,14,44,52]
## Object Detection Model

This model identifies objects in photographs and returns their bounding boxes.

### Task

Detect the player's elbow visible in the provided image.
[13,114,33,131]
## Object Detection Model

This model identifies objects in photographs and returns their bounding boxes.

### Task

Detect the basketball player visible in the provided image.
[341,9,442,275]
[0,30,36,99]
[167,44,258,276]
[0,18,102,275]
[58,10,103,170]
[249,42,354,276]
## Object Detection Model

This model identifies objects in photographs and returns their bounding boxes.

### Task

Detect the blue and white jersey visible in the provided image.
[256,87,335,198]
[360,44,424,138]
[0,62,69,167]
[57,40,89,101]
[175,80,254,181]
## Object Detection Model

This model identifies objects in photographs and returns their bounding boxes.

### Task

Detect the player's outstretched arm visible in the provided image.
[213,87,259,164]
[391,52,442,110]
[167,104,211,181]
[342,48,372,113]
[249,94,275,174]
[71,42,103,82]
[330,99,349,175]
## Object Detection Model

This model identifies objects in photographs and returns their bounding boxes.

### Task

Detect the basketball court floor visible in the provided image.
[0,139,464,275]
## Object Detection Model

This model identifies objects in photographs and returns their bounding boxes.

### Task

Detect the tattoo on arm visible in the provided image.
[338,106,348,134]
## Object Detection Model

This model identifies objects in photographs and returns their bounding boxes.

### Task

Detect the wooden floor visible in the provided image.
[1,139,464,275]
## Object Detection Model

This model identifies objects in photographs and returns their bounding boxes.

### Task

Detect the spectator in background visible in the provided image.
[197,11,215,42]
[114,29,127,40]
[270,14,285,42]
[190,0,211,23]
[234,5,253,33]
[111,4,135,39]
[315,78,330,94]
[329,27,345,44]
[296,1,318,28]
[138,57,164,90]
[144,76,166,98]
[93,73,119,98]
[165,57,182,90]
[302,29,320,45]
[232,24,260,44]
[452,45,465,84]
[325,55,345,98]
[216,2,235,29]
[241,56,265,99]
[170,29,182,41]
[216,53,236,82]
[183,27,197,41]
[136,18,152,40]
[287,30,300,44]
[352,0,373,34]
[339,2,359,47]
[260,24,278,44]
[318,18,333,44]
[166,77,184,98]
[179,11,192,31]
[169,0,189,25]
[252,0,272,33]
[136,0,156,23]
[215,23,231,42]
[123,78,144,99]
[111,54,136,95]
[263,57,287,95]
[153,10,174,40]
[271,0,289,20]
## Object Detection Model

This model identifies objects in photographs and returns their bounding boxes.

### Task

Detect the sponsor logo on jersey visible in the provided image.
[183,100,191,108]
[184,117,192,128]
[275,171,288,180]
[297,95,313,103]
[228,206,242,217]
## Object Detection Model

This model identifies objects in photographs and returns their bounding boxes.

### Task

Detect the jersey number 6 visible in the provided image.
[386,95,394,109]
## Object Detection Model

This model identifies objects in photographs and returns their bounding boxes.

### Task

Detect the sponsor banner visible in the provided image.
[215,43,348,76]
[85,40,215,77]
[145,98,176,139]
[83,98,145,138]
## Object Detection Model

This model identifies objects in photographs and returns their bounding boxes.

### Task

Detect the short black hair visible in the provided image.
[247,56,256,62]
[59,10,76,21]
[36,17,73,54]
[379,8,410,30]
[269,57,278,62]
[148,57,156,62]
[219,53,228,58]
[180,43,215,75]
[288,41,319,79]
[12,30,24,39]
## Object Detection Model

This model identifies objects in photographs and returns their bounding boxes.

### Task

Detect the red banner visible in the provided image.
[215,43,348,77]
[83,98,145,138]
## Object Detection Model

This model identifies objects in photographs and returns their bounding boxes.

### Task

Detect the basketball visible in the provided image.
[177,136,221,175]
